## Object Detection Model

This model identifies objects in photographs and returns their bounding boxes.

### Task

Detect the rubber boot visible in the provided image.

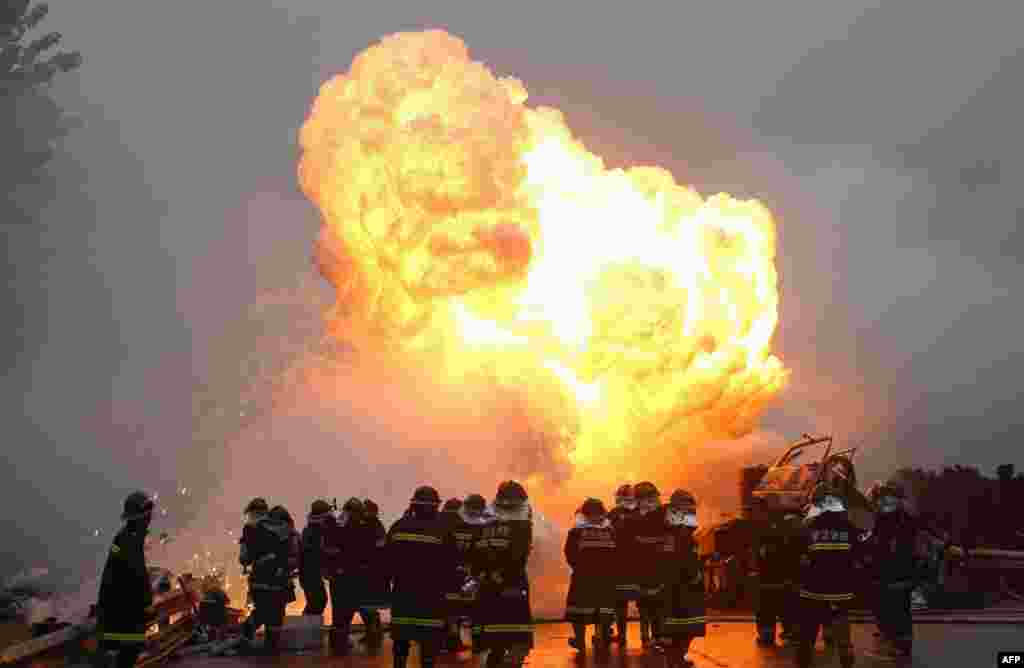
[264,628,280,656]
[329,629,351,656]
[393,653,409,668]
[485,648,506,667]
[568,624,586,652]
[471,627,484,654]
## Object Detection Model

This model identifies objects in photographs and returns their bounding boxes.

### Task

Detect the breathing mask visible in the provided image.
[616,496,637,511]
[636,497,660,515]
[666,507,698,528]
[805,495,846,520]
[877,495,901,514]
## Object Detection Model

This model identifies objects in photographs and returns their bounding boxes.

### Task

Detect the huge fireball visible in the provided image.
[299,30,788,494]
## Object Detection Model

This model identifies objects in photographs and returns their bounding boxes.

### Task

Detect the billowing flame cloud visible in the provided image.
[298,30,787,504]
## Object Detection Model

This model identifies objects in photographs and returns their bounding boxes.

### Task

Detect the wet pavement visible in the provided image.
[174,621,1023,667]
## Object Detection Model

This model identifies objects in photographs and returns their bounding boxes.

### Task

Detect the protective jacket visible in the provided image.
[564,520,617,624]
[446,513,486,615]
[300,510,335,581]
[474,511,533,649]
[755,516,801,586]
[608,506,638,594]
[336,516,380,608]
[240,513,292,592]
[97,526,153,644]
[658,523,706,638]
[623,506,668,596]
[867,511,921,586]
[361,516,390,609]
[797,512,862,603]
[386,512,459,641]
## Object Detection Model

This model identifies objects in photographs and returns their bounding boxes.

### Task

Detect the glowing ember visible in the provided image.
[299,30,788,487]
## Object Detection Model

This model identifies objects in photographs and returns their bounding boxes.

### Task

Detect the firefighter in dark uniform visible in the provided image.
[629,481,667,648]
[753,497,800,646]
[300,499,334,616]
[386,486,458,668]
[564,498,616,653]
[608,483,639,645]
[794,483,860,668]
[239,497,292,655]
[327,498,369,655]
[95,491,155,668]
[657,490,706,668]
[360,498,389,649]
[864,482,919,658]
[457,493,490,654]
[439,498,467,652]
[475,480,534,668]
[269,506,301,609]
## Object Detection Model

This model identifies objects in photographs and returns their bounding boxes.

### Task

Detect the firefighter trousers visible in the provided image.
[300,574,327,615]
[246,590,286,650]
[93,644,142,668]
[796,600,852,668]
[393,636,440,665]
[876,583,913,647]
[756,584,795,638]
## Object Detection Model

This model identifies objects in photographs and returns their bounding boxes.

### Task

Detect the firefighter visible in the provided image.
[95,491,155,668]
[442,497,463,525]
[441,497,473,653]
[564,498,616,653]
[657,490,706,668]
[269,505,301,608]
[608,483,639,645]
[794,483,860,668]
[239,497,292,654]
[338,498,386,650]
[753,497,800,646]
[864,482,919,658]
[628,481,666,648]
[457,493,490,654]
[386,486,458,668]
[360,498,388,649]
[780,511,803,645]
[325,498,369,655]
[475,480,534,667]
[300,499,334,616]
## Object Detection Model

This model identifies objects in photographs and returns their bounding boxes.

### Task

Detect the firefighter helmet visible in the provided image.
[495,480,528,508]
[310,499,331,516]
[342,497,364,515]
[463,494,486,513]
[443,498,463,513]
[269,505,294,526]
[634,481,660,500]
[669,489,697,509]
[580,497,607,517]
[615,484,634,499]
[363,499,379,516]
[244,497,269,515]
[122,491,155,521]
[411,485,441,506]
[871,481,905,513]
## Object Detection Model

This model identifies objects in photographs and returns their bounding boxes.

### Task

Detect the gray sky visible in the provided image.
[2,0,1022,577]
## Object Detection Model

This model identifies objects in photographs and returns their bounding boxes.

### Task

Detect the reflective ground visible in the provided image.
[176,621,1022,667]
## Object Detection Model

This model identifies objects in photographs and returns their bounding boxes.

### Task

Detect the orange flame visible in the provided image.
[299,30,787,490]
